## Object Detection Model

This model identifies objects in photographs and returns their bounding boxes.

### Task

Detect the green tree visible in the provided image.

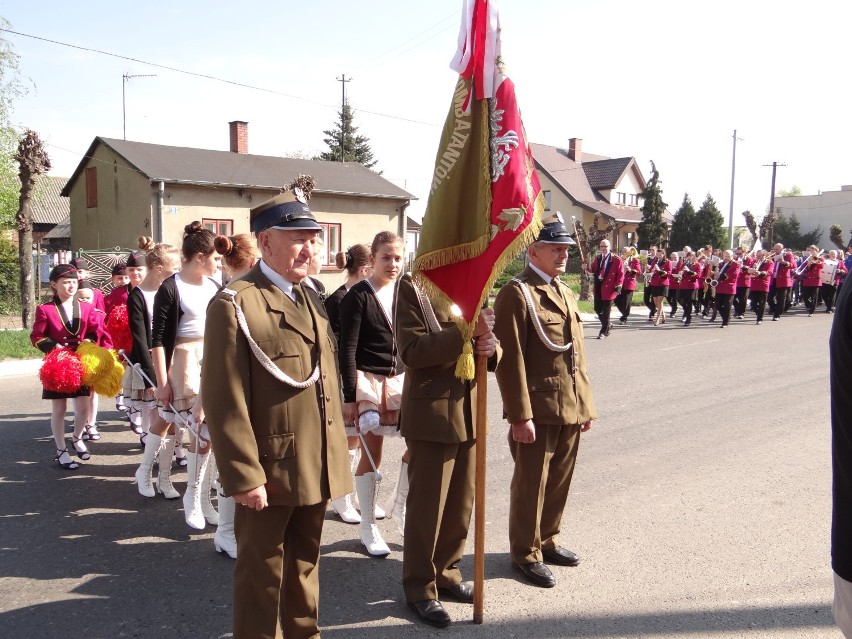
[777,185,802,198]
[0,20,28,229]
[774,211,822,250]
[636,161,668,250]
[668,193,696,249]
[316,101,377,169]
[692,193,727,249]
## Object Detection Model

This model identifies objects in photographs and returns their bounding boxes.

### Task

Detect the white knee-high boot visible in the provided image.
[355,473,390,557]
[202,454,219,525]
[331,449,361,523]
[156,435,180,499]
[385,460,409,537]
[214,490,237,559]
[183,451,211,530]
[134,432,161,497]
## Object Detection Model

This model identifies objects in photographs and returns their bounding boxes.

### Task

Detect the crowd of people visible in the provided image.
[29,178,601,636]
[583,239,850,337]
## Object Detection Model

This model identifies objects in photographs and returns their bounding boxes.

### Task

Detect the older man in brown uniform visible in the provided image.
[202,180,351,639]
[493,215,597,589]
[395,274,498,628]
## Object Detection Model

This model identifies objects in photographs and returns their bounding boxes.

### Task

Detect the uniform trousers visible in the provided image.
[822,284,838,312]
[403,438,475,602]
[802,285,821,314]
[614,288,634,321]
[751,291,768,322]
[233,501,326,639]
[678,289,696,323]
[593,283,613,335]
[508,423,581,565]
[835,572,852,638]
[771,286,791,318]
[734,286,750,317]
[715,293,734,326]
[644,283,655,315]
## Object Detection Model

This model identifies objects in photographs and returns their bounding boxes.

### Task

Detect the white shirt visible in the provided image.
[141,288,157,332]
[175,273,219,338]
[530,262,559,290]
[259,259,297,301]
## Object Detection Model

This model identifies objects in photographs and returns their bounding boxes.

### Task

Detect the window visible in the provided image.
[319,223,342,267]
[85,167,97,208]
[616,192,627,205]
[202,218,233,236]
[629,194,639,206]
[543,190,551,211]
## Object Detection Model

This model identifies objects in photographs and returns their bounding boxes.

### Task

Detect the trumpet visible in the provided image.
[674,265,693,282]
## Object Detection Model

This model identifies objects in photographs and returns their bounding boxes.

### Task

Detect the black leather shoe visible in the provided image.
[438,581,474,603]
[542,546,580,567]
[605,323,612,337]
[408,600,451,628]
[512,561,555,588]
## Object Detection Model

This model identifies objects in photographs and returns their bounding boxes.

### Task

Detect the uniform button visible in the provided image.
[327,418,333,425]
[325,395,331,402]
[322,373,327,380]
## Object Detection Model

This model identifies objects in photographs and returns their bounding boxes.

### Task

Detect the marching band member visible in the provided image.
[31,264,110,470]
[800,245,824,316]
[643,244,659,319]
[822,250,847,313]
[667,251,682,318]
[677,251,701,326]
[582,238,624,339]
[70,257,106,312]
[701,248,719,319]
[615,246,641,324]
[769,243,796,320]
[713,250,740,328]
[747,249,774,324]
[734,246,754,319]
[649,247,671,326]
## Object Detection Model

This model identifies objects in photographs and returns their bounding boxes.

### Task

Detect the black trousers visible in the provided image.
[643,284,655,315]
[678,288,696,323]
[770,286,790,318]
[734,286,750,317]
[667,288,679,315]
[822,284,837,312]
[594,296,613,335]
[614,288,634,321]
[715,293,734,326]
[802,285,820,314]
[751,291,768,322]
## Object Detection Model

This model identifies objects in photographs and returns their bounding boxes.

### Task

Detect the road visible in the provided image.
[0,305,841,638]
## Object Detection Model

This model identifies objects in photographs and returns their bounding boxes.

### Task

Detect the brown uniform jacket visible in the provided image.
[395,275,498,444]
[493,266,597,426]
[202,263,350,506]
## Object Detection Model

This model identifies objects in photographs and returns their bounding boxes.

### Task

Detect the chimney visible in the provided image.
[229,121,248,154]
[567,137,582,163]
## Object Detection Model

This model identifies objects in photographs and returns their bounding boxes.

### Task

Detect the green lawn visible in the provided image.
[0,330,41,360]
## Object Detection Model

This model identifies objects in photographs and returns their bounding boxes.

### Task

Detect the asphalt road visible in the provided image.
[0,304,841,638]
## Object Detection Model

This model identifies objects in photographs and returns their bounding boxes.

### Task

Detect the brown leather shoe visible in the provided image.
[512,561,555,588]
[542,546,580,567]
[408,599,451,628]
[438,581,474,603]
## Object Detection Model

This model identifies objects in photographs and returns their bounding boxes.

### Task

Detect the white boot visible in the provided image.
[349,448,361,510]
[156,435,180,499]
[183,451,210,530]
[355,473,390,557]
[330,493,361,524]
[201,454,219,526]
[214,491,237,559]
[385,460,409,537]
[134,433,160,497]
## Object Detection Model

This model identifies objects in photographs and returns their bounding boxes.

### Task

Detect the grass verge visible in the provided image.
[0,330,40,360]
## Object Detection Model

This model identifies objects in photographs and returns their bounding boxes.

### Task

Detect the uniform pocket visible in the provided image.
[258,433,295,461]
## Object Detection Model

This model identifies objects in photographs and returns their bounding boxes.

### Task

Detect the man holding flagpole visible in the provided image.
[493,215,597,589]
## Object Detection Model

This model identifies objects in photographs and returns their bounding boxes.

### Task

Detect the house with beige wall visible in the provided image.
[774,185,852,249]
[532,138,669,250]
[61,122,415,290]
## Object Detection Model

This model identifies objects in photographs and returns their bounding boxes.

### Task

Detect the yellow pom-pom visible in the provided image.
[93,358,125,397]
[454,341,475,381]
[77,341,115,387]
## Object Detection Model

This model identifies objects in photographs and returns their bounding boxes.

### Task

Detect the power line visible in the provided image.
[0,27,441,128]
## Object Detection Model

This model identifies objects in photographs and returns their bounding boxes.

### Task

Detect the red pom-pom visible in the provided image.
[39,349,84,394]
[106,304,133,354]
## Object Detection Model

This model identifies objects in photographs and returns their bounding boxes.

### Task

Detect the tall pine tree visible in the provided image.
[316,101,377,169]
[636,161,668,250]
[668,193,696,249]
[692,193,727,249]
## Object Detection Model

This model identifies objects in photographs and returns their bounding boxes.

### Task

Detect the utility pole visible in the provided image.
[336,74,352,162]
[122,73,157,140]
[727,129,743,249]
[762,161,787,246]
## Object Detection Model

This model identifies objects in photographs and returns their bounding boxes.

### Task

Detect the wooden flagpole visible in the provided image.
[473,352,488,624]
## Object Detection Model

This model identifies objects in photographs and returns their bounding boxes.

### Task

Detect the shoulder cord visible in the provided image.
[511,279,573,353]
[221,288,320,389]
[413,282,443,334]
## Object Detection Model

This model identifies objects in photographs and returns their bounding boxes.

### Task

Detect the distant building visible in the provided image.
[61,121,415,290]
[774,185,852,248]
[31,175,70,250]
[532,138,671,249]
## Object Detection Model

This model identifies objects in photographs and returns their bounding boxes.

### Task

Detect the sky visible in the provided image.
[1,0,850,227]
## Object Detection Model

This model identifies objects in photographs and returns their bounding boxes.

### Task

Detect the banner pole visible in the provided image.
[473,353,488,624]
